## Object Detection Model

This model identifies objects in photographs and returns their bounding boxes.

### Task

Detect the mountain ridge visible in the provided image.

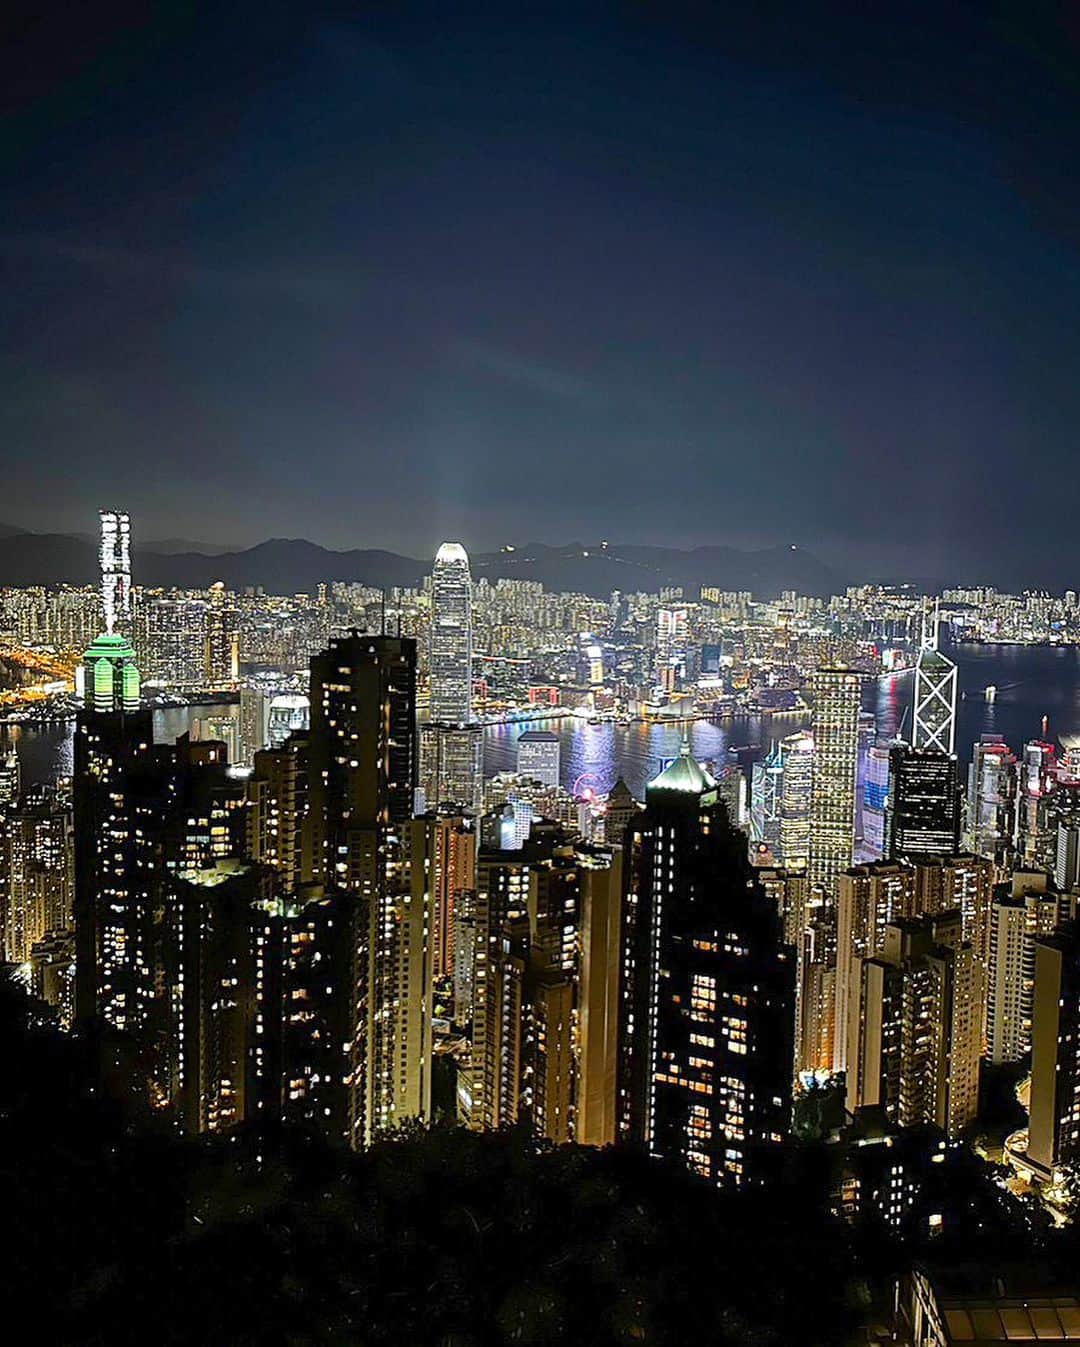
[0,528,842,598]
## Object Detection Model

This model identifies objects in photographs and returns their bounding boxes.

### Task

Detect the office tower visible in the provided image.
[516,729,561,787]
[307,632,426,1146]
[204,582,239,687]
[847,911,982,1140]
[83,632,141,712]
[862,745,891,860]
[426,543,479,812]
[165,859,271,1134]
[1015,739,1059,866]
[419,721,483,814]
[138,598,207,688]
[808,668,862,897]
[749,740,784,858]
[986,872,1075,1064]
[1057,822,1080,892]
[654,604,689,691]
[912,603,957,754]
[835,862,916,1075]
[237,686,267,768]
[99,509,131,636]
[779,730,814,871]
[603,777,640,845]
[885,745,962,859]
[267,694,310,747]
[1025,921,1080,1180]
[965,735,1018,864]
[715,757,748,831]
[430,542,473,723]
[617,743,795,1186]
[1,790,73,964]
[576,846,623,1147]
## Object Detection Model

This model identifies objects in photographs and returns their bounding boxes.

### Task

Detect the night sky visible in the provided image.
[5,3,1080,577]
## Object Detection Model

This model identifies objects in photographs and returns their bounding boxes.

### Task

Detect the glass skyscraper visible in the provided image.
[430,541,473,723]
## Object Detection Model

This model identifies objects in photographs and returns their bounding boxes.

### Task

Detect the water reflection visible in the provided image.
[10,641,1080,803]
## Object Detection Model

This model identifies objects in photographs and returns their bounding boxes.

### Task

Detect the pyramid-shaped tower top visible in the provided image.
[647,734,716,795]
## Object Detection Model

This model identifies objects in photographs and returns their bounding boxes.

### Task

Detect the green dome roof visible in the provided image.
[647,739,716,795]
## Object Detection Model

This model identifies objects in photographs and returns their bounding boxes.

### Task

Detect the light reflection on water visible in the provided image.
[10,641,1080,801]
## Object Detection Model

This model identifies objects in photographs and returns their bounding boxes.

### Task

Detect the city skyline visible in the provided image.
[7,6,1080,1338]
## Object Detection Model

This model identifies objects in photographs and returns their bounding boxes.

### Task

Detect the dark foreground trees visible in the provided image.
[0,975,857,1345]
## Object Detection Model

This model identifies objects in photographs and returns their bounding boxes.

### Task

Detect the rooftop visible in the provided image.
[647,738,716,795]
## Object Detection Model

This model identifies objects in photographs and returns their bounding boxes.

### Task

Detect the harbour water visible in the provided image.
[487,639,1080,798]
[8,639,1080,801]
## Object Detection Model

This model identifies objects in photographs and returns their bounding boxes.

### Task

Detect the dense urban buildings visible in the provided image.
[4,506,1080,1262]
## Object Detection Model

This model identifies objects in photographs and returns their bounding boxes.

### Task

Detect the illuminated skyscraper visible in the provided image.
[427,543,480,811]
[517,730,561,788]
[885,745,962,859]
[861,744,891,860]
[617,741,794,1186]
[749,740,784,858]
[99,509,131,636]
[204,582,239,687]
[419,721,483,814]
[912,603,957,755]
[655,604,689,691]
[778,730,814,871]
[808,668,862,897]
[430,542,473,723]
[965,735,1018,864]
[307,632,428,1146]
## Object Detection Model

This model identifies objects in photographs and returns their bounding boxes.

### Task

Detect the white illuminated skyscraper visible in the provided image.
[430,542,473,723]
[912,600,957,755]
[99,509,131,636]
[808,667,862,897]
[425,542,480,812]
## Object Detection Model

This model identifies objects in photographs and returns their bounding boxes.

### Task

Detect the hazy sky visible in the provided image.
[4,2,1080,574]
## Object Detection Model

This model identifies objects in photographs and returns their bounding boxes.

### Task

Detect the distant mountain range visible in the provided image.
[0,529,843,598]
